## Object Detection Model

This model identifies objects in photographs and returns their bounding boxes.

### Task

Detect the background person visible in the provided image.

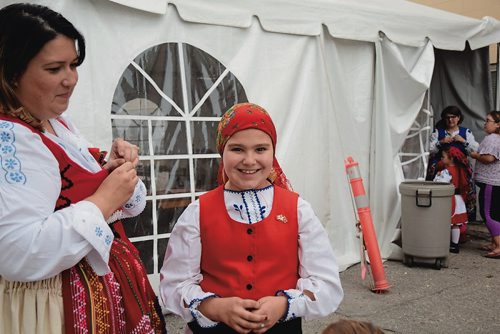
[0,3,165,333]
[470,111,500,258]
[427,105,479,237]
[160,103,343,333]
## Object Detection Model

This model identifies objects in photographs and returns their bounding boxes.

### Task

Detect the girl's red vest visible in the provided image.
[199,185,299,299]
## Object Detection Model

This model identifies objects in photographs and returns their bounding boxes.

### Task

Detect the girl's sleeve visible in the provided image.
[277,197,344,321]
[159,200,218,328]
[0,121,114,282]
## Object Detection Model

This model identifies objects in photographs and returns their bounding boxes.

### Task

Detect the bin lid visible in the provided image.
[399,180,455,197]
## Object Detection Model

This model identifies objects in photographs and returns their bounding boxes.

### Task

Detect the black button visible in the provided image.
[247,228,253,235]
[246,284,253,290]
[247,255,253,261]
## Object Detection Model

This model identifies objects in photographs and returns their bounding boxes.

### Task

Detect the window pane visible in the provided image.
[111,118,149,155]
[194,158,219,192]
[134,44,184,116]
[152,120,187,155]
[183,44,247,117]
[122,200,153,237]
[137,160,152,196]
[191,121,218,154]
[157,198,191,234]
[132,240,153,274]
[155,159,190,195]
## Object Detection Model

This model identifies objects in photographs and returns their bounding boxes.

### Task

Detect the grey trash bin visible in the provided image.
[399,181,455,269]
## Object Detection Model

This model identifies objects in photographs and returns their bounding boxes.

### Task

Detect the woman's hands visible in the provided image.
[103,138,139,171]
[87,162,139,220]
[198,297,269,333]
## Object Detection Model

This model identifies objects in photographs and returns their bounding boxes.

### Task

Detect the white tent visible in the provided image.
[5,0,499,285]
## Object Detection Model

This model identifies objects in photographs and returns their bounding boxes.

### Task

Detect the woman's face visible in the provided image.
[222,128,274,191]
[14,35,79,122]
[443,113,460,130]
[484,115,499,134]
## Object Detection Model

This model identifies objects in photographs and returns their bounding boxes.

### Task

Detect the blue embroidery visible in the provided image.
[105,235,112,246]
[4,158,18,170]
[124,202,134,209]
[233,203,244,220]
[0,131,11,142]
[241,192,252,224]
[226,187,270,224]
[95,226,103,237]
[1,145,13,154]
[8,171,25,183]
[0,121,26,184]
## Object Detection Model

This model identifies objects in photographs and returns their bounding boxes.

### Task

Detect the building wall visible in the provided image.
[409,0,499,63]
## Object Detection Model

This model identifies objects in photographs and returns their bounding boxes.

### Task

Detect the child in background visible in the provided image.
[160,103,343,333]
[433,147,472,253]
[322,319,385,334]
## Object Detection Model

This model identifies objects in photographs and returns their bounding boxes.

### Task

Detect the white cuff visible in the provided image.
[73,201,114,275]
[276,289,307,322]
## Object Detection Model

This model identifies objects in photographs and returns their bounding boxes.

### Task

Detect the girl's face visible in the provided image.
[441,151,452,166]
[14,35,79,123]
[484,115,499,134]
[222,128,274,191]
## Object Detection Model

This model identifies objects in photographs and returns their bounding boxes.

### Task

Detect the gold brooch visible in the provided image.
[276,214,288,223]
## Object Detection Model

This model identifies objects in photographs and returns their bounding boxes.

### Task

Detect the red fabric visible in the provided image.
[199,185,299,299]
[216,103,292,190]
[1,114,165,333]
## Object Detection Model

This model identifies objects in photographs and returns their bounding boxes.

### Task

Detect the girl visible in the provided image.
[470,111,500,258]
[433,147,473,254]
[160,103,343,333]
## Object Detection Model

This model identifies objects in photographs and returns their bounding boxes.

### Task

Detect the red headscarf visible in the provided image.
[216,103,292,190]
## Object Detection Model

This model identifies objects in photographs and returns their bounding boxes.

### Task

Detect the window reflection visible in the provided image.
[122,201,153,237]
[152,120,187,155]
[155,159,190,195]
[157,198,191,234]
[194,158,219,192]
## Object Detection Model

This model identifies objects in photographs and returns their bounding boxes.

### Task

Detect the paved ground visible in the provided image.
[164,222,499,333]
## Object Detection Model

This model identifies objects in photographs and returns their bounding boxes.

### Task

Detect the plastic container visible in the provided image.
[399,181,455,269]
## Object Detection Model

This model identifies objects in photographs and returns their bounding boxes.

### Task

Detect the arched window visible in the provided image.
[111,42,247,284]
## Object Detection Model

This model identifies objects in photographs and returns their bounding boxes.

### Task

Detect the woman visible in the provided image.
[470,111,500,258]
[0,4,165,333]
[426,105,479,227]
[160,103,343,333]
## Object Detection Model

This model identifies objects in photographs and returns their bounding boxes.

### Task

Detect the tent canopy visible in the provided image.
[4,0,499,280]
[111,0,500,50]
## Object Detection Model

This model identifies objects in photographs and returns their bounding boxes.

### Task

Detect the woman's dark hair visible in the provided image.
[488,111,500,134]
[0,3,85,116]
[440,105,464,124]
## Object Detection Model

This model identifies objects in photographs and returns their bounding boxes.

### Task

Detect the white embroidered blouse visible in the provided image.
[159,186,343,331]
[0,115,146,282]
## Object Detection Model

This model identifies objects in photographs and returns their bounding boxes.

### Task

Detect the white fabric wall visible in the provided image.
[0,0,489,272]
